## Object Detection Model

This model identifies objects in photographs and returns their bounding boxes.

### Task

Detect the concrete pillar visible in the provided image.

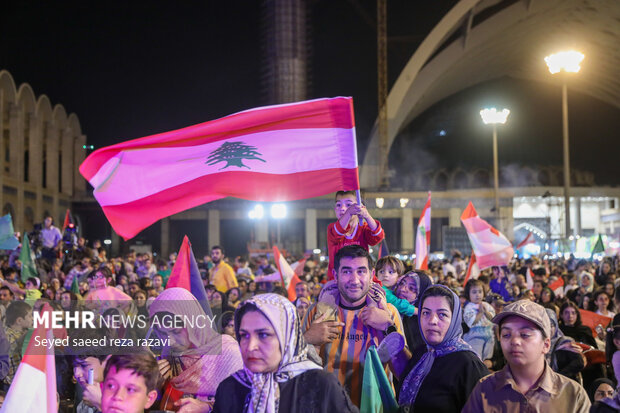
[401,208,414,251]
[111,230,120,257]
[9,105,24,231]
[304,208,317,251]
[574,197,582,236]
[61,128,74,195]
[160,218,170,257]
[28,114,42,186]
[45,122,59,191]
[449,208,461,227]
[255,220,269,243]
[500,206,514,241]
[0,91,4,211]
[208,209,220,247]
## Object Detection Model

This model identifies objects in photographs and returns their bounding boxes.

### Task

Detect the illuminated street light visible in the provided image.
[376,197,384,208]
[248,204,264,219]
[103,239,112,245]
[270,204,287,219]
[399,198,409,208]
[545,50,584,241]
[544,51,584,74]
[480,107,510,232]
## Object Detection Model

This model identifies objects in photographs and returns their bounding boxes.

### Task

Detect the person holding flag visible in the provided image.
[415,192,431,270]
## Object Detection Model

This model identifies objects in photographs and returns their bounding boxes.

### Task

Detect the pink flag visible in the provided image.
[415,192,431,270]
[80,98,359,239]
[1,306,56,413]
[516,232,535,250]
[460,202,514,270]
[462,253,480,287]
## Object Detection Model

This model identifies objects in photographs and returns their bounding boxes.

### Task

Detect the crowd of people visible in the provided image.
[0,193,617,412]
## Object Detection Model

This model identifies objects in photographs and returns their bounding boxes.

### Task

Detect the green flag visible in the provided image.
[19,232,38,282]
[71,273,80,295]
[592,235,605,254]
[0,214,19,250]
[360,346,398,413]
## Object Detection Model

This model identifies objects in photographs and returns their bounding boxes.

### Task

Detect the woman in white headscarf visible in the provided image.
[213,293,358,413]
[149,287,243,412]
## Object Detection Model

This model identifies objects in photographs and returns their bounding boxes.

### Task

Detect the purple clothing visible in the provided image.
[41,225,62,249]
[489,278,512,302]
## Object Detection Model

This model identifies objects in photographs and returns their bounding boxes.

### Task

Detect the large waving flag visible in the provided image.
[80,97,359,239]
[415,192,431,270]
[460,202,514,270]
[167,236,212,317]
[360,346,399,413]
[1,305,56,413]
[0,214,19,250]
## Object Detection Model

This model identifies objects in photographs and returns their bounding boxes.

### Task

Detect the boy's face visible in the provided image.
[334,194,356,219]
[74,357,105,388]
[101,367,157,413]
[500,316,550,369]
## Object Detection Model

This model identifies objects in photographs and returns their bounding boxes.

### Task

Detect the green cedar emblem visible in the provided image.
[206,141,266,170]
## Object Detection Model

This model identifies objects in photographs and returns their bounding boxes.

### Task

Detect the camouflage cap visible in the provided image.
[492,299,551,338]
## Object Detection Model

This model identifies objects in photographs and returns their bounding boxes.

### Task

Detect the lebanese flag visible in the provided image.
[460,202,514,270]
[80,97,359,239]
[290,258,307,278]
[579,309,612,337]
[167,235,212,317]
[462,253,480,287]
[1,306,56,413]
[415,192,431,270]
[525,268,534,290]
[549,277,565,298]
[516,232,535,250]
[273,246,302,301]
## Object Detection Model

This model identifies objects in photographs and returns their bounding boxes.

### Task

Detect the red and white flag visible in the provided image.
[549,277,565,298]
[415,192,431,270]
[516,232,535,250]
[80,98,359,239]
[525,268,534,290]
[273,246,302,301]
[1,307,56,413]
[461,202,514,270]
[462,253,480,287]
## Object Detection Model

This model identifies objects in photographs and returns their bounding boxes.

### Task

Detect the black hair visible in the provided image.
[464,279,485,303]
[6,301,32,326]
[234,302,260,341]
[220,311,235,333]
[211,245,225,255]
[333,245,373,273]
[420,285,455,313]
[0,286,14,297]
[103,353,161,392]
[559,301,583,327]
[334,190,357,202]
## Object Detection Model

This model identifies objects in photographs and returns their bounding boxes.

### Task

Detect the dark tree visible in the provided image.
[206,141,266,170]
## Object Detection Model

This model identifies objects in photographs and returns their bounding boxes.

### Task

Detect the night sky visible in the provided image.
[2,0,619,186]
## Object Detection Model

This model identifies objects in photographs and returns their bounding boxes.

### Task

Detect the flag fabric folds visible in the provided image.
[360,346,399,413]
[61,209,73,232]
[273,246,301,301]
[415,192,431,270]
[516,232,535,250]
[19,233,37,283]
[579,309,612,337]
[1,305,56,413]
[549,277,564,298]
[592,235,605,254]
[525,268,534,290]
[166,236,212,317]
[80,97,360,239]
[462,253,480,287]
[0,214,19,250]
[460,202,514,270]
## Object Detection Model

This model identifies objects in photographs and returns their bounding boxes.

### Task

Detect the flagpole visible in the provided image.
[356,189,366,226]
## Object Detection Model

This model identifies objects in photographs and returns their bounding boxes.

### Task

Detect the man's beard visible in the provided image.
[212,258,221,265]
[338,283,370,305]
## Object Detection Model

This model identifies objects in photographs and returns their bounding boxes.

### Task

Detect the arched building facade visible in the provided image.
[0,69,87,232]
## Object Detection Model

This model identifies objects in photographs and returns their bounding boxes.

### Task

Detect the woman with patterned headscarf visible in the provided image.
[398,285,489,412]
[149,287,244,412]
[213,293,358,413]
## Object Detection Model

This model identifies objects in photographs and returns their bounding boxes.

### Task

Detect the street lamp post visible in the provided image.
[544,50,584,240]
[480,108,510,232]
